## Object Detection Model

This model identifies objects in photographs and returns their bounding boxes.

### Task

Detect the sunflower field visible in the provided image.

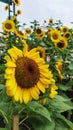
[0,0,73,130]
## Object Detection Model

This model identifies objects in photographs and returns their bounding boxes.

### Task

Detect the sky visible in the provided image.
[0,0,73,31]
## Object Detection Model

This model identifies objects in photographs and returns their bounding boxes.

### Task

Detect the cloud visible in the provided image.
[0,0,73,31]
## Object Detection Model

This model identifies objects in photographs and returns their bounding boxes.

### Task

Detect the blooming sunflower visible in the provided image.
[50,29,61,43]
[54,37,68,50]
[4,43,55,104]
[17,9,22,15]
[4,5,9,10]
[13,0,20,6]
[35,28,45,39]
[35,27,45,39]
[55,61,64,79]
[14,29,27,39]
[36,46,46,59]
[2,20,15,33]
[25,28,32,35]
[48,18,53,24]
[61,26,68,33]
[49,85,58,99]
[64,32,71,40]
[47,27,53,36]
[35,27,42,34]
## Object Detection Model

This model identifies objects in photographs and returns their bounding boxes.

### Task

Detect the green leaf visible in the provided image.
[57,83,70,91]
[0,84,5,90]
[56,113,73,129]
[31,116,55,130]
[49,95,73,113]
[0,109,9,124]
[69,61,73,70]
[55,119,69,130]
[28,101,51,121]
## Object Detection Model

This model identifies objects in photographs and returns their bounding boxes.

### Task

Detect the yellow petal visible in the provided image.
[23,42,28,56]
[40,71,52,79]
[4,73,14,79]
[6,84,17,96]
[40,77,51,85]
[23,89,31,104]
[27,51,39,59]
[30,87,39,100]
[4,55,11,61]
[6,61,16,67]
[5,68,15,75]
[14,87,22,102]
[8,48,17,60]
[34,86,40,95]
[37,81,46,93]
[13,46,23,57]
[6,78,17,89]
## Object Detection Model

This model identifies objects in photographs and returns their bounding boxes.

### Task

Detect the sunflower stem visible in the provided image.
[12,115,19,130]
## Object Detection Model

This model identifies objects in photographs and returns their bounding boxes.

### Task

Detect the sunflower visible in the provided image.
[61,26,68,33]
[36,46,46,59]
[13,0,20,6]
[4,5,9,10]
[25,28,32,35]
[56,26,61,31]
[35,28,45,39]
[35,27,42,35]
[64,32,71,40]
[54,37,68,50]
[4,43,55,104]
[51,29,61,42]
[55,61,64,79]
[47,27,53,36]
[49,85,58,99]
[48,18,53,24]
[2,20,15,33]
[17,9,22,15]
[14,29,27,39]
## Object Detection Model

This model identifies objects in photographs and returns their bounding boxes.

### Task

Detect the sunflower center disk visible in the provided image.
[15,0,18,4]
[5,23,12,29]
[36,29,41,34]
[53,34,58,40]
[57,41,64,48]
[15,57,40,88]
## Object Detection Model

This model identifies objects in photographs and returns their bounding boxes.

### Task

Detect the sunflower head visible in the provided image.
[47,27,53,36]
[51,29,61,42]
[36,46,46,59]
[35,28,45,39]
[14,29,27,39]
[61,26,68,33]
[5,43,55,104]
[4,5,9,10]
[55,61,64,79]
[64,32,71,40]
[13,0,20,6]
[56,26,61,31]
[35,27,42,34]
[48,18,53,24]
[54,37,68,50]
[2,20,15,33]
[25,28,32,35]
[17,9,22,15]
[49,85,58,99]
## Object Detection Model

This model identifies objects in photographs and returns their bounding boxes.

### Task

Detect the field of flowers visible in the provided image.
[0,0,73,130]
